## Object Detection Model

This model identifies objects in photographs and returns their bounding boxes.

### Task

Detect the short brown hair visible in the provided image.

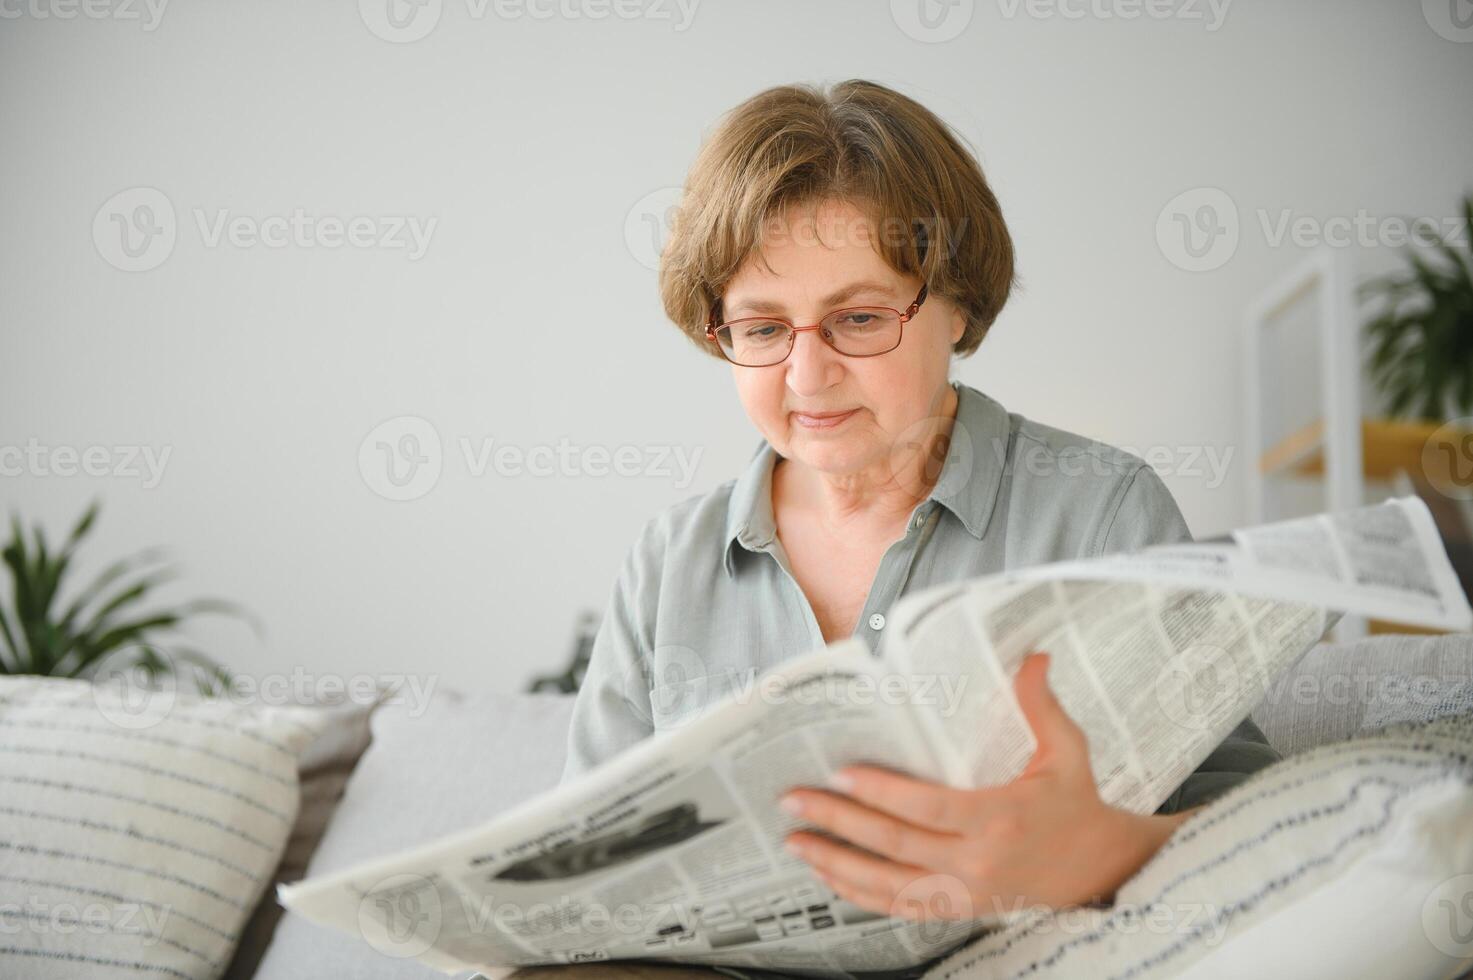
[659,79,1016,360]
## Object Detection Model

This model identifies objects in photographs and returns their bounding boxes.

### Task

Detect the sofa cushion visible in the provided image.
[222,696,377,980]
[919,708,1473,980]
[1249,633,1473,755]
[256,690,575,979]
[0,675,335,980]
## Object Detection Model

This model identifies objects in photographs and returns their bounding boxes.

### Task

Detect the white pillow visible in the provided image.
[255,690,575,980]
[0,675,334,980]
[923,710,1473,980]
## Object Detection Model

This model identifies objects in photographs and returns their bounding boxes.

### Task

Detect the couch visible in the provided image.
[2,633,1471,979]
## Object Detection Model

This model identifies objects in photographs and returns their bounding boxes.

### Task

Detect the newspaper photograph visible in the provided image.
[277,496,1472,978]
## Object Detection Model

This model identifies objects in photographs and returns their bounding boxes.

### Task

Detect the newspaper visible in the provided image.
[277,496,1472,978]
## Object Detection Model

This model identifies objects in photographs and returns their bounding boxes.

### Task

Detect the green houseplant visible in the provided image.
[1361,192,1473,422]
[0,500,251,692]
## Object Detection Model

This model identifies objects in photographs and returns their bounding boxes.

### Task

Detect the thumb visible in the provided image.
[1013,652,1088,775]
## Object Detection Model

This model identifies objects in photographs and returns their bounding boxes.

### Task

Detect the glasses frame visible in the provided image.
[704,283,929,367]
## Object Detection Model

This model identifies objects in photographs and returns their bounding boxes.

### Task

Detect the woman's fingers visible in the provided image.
[1012,652,1090,777]
[795,840,976,921]
[816,765,996,833]
[782,788,961,869]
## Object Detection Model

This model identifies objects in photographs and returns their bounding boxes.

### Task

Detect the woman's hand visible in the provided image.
[779,652,1197,921]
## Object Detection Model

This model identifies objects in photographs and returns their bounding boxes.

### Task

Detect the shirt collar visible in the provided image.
[721,381,1011,577]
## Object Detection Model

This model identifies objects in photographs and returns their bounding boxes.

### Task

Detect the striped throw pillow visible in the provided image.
[922,710,1473,980]
[0,675,333,979]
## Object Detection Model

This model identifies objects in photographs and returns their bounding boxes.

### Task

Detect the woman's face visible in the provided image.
[721,198,966,481]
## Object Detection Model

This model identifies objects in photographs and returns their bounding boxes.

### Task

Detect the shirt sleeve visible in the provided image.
[1098,462,1194,554]
[1098,463,1285,814]
[557,524,660,785]
[1154,716,1282,815]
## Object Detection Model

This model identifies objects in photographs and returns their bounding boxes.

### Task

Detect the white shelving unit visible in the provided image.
[1244,246,1367,640]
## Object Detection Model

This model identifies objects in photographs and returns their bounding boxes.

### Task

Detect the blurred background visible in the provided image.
[2,0,1471,695]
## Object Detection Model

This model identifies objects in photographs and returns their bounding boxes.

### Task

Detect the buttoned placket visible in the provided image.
[748,499,942,657]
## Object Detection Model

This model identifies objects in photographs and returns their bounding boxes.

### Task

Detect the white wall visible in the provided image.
[2,0,1470,694]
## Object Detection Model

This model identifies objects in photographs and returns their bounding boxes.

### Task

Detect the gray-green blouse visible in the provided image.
[559,381,1278,814]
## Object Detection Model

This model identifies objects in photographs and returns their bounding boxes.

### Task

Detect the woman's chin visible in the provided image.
[782,437,876,477]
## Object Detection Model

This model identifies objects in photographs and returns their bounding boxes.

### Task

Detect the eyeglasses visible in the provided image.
[704,283,929,367]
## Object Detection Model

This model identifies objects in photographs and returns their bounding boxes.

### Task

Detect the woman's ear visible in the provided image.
[949,308,966,346]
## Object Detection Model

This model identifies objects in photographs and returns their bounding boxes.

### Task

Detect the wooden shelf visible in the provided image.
[1259,418,1457,481]
[1368,618,1448,636]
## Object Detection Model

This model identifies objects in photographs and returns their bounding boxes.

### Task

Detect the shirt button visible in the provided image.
[911,512,926,530]
[868,613,886,631]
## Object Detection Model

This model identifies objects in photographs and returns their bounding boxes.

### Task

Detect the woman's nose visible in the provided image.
[784,328,841,396]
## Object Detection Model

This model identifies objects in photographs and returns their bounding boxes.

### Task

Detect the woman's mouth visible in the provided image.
[792,409,859,430]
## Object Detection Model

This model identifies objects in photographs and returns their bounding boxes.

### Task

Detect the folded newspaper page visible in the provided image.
[278,496,1471,978]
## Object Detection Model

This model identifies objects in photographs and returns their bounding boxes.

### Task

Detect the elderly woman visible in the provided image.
[560,80,1277,925]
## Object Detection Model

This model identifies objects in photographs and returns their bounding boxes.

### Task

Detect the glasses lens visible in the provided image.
[716,319,792,366]
[820,308,903,356]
